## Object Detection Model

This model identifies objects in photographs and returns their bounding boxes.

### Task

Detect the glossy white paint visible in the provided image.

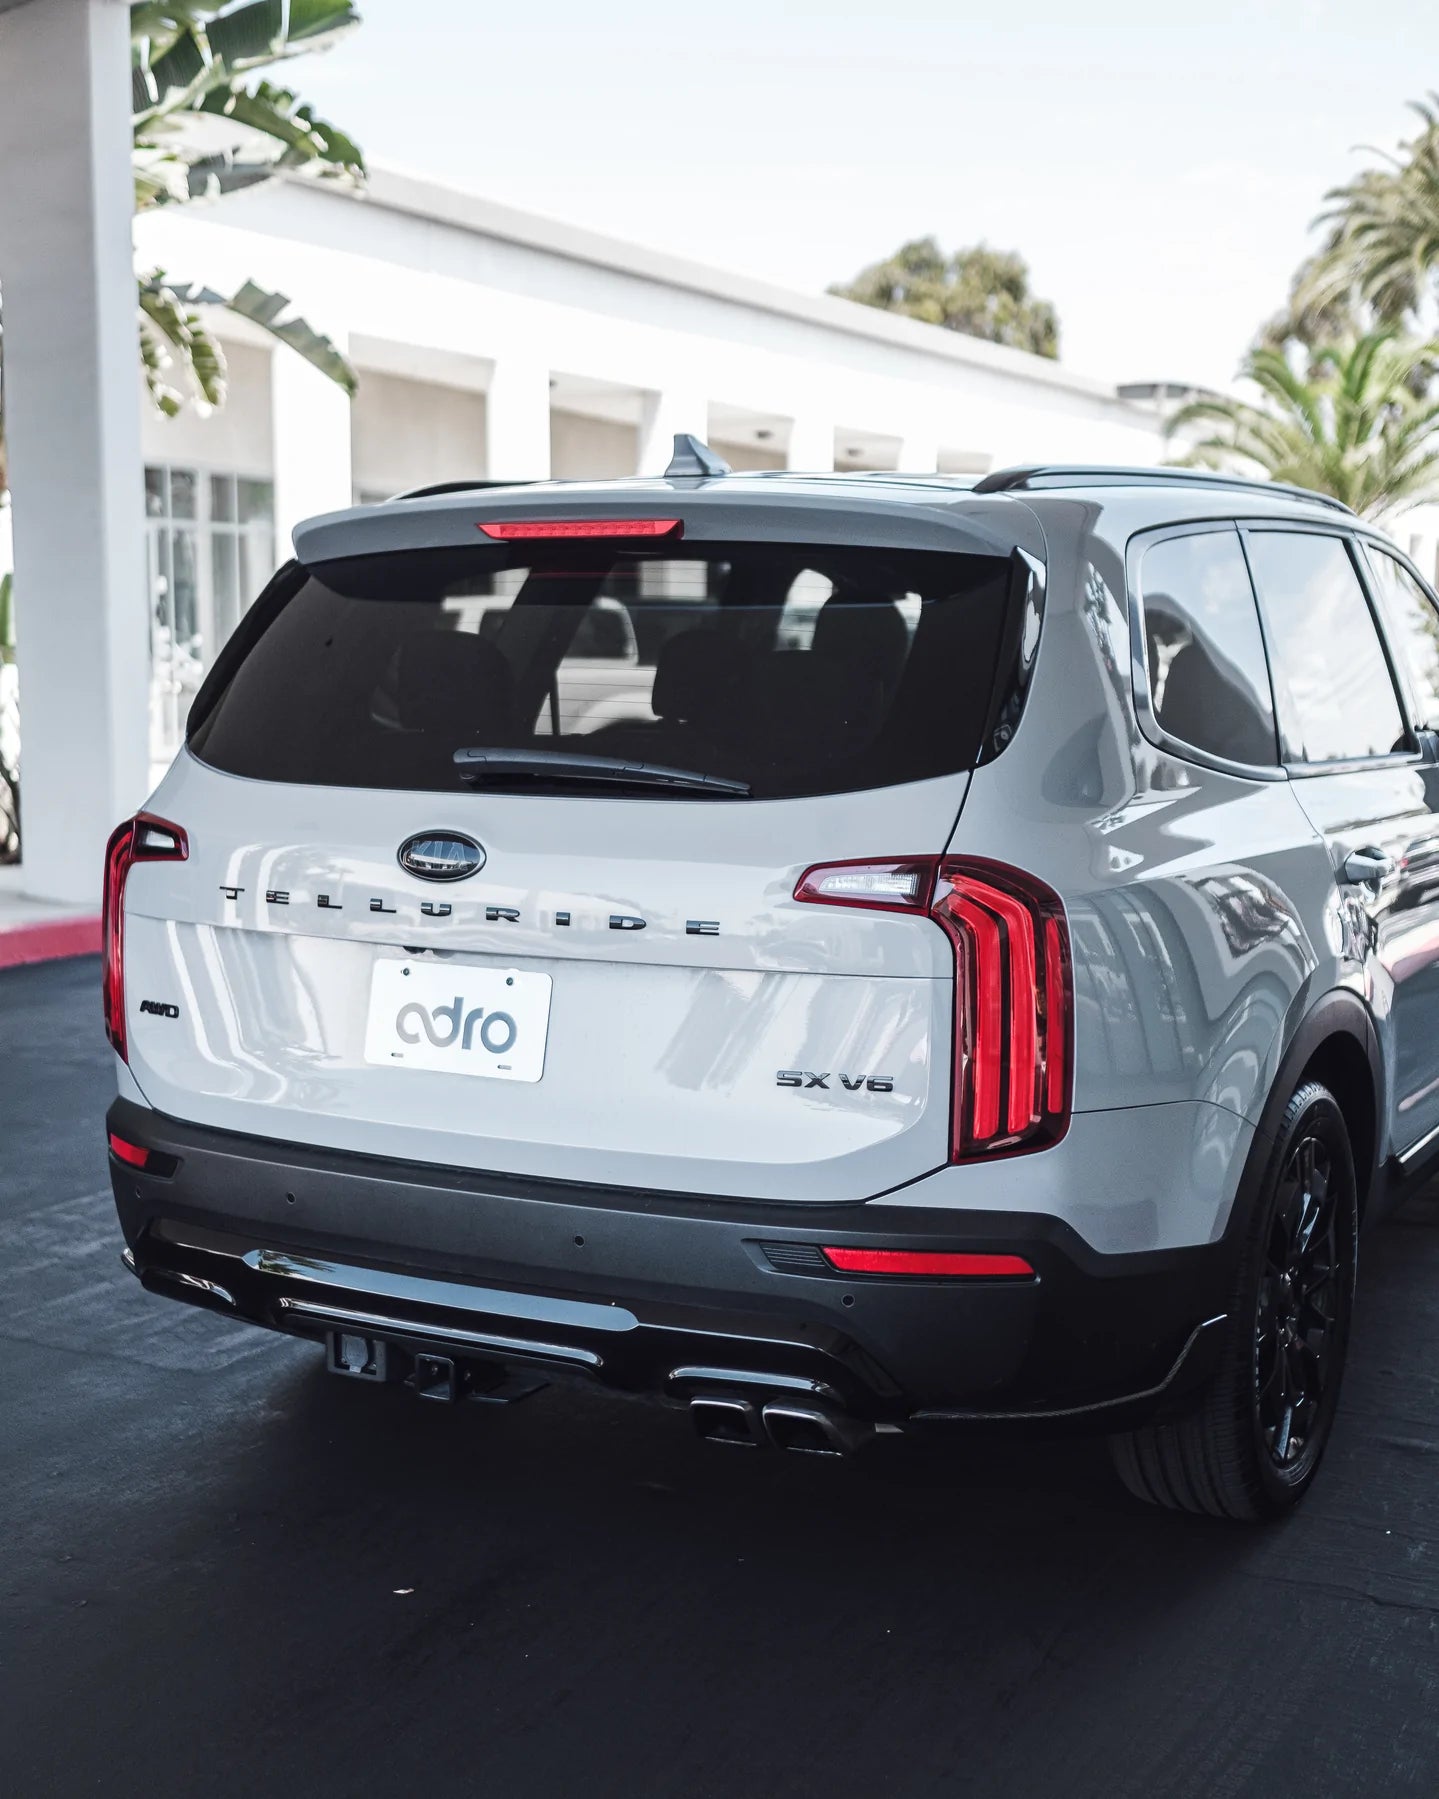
[120,746,965,1201]
[115,474,1439,1252]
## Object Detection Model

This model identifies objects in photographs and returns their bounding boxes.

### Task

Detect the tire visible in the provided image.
[1108,1080,1358,1520]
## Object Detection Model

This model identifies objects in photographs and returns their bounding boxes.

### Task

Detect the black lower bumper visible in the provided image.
[108,1097,1236,1427]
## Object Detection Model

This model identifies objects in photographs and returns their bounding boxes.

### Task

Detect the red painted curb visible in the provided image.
[0,916,103,969]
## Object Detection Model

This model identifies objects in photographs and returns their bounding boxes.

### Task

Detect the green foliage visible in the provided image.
[829,238,1060,359]
[127,1,363,410]
[1268,96,1439,349]
[142,272,357,405]
[139,271,228,414]
[1168,332,1439,519]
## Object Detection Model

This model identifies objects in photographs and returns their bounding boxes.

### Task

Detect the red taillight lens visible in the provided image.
[477,518,682,540]
[821,1247,1035,1278]
[933,860,1072,1159]
[103,813,188,1063]
[793,854,1073,1161]
[108,1132,150,1169]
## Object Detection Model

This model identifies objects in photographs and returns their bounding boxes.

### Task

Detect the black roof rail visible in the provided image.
[387,478,544,502]
[971,464,1354,515]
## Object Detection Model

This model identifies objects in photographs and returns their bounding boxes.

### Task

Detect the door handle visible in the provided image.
[1341,846,1395,887]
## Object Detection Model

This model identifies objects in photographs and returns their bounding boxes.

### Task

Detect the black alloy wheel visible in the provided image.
[1110,1080,1359,1519]
[1255,1128,1343,1473]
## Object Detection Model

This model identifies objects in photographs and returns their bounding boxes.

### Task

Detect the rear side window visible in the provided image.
[1364,546,1439,730]
[1246,531,1407,763]
[1138,528,1278,767]
[188,540,1013,799]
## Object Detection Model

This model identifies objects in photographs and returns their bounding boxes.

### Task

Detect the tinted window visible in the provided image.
[1138,529,1277,766]
[1365,547,1439,729]
[188,541,1012,800]
[1246,532,1406,762]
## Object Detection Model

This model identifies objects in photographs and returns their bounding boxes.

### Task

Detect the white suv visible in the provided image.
[105,442,1439,1518]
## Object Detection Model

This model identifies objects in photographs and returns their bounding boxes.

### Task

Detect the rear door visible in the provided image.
[1245,524,1439,1158]
[123,526,1022,1202]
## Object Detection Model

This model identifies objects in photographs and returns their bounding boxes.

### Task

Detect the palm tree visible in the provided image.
[132,0,365,415]
[1168,333,1439,519]
[0,1,363,485]
[1286,96,1439,339]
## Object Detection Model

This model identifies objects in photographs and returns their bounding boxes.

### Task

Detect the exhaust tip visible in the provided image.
[690,1395,764,1447]
[762,1402,875,1457]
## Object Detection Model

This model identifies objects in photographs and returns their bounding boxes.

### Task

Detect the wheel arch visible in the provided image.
[1248,988,1383,1226]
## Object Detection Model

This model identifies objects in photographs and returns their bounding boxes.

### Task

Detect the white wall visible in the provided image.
[140,339,275,475]
[132,170,1168,494]
[551,410,638,479]
[712,439,785,472]
[352,368,487,497]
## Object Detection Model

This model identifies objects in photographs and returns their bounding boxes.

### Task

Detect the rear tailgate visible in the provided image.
[119,495,1035,1203]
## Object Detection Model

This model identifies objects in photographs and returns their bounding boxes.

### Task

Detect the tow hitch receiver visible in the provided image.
[324,1331,548,1405]
[413,1352,461,1402]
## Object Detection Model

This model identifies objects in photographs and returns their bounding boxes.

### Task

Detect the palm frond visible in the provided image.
[132,1,362,129]
[1167,332,1439,519]
[151,275,356,395]
[138,269,228,412]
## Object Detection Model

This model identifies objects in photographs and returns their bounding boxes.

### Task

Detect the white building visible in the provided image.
[3,0,1435,909]
[123,165,1181,775]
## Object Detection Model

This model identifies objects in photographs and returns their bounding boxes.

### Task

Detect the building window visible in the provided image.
[146,466,274,768]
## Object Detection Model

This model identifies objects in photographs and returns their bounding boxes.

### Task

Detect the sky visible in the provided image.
[293,0,1439,392]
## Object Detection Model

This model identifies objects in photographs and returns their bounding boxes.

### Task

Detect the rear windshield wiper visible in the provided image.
[453,747,751,797]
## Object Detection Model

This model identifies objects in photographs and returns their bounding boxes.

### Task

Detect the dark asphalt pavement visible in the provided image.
[5,955,1439,1798]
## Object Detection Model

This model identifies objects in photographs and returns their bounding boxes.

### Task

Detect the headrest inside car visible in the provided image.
[651,629,753,728]
[747,651,884,763]
[812,594,911,695]
[395,631,514,737]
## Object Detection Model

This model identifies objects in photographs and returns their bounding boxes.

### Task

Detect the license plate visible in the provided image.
[363,959,552,1083]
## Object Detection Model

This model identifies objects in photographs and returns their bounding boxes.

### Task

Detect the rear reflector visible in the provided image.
[477,518,683,540]
[108,1132,150,1169]
[821,1248,1035,1279]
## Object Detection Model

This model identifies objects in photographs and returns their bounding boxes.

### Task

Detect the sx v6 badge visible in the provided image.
[776,1070,894,1092]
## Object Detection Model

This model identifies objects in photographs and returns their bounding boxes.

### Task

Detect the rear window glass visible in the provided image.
[188,541,1013,800]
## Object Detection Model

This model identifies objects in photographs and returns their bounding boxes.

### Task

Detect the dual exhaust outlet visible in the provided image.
[690,1393,876,1457]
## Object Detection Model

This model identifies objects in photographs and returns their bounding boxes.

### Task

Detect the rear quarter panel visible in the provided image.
[950,496,1339,1201]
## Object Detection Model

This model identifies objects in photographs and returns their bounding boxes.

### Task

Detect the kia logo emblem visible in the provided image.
[397,832,486,883]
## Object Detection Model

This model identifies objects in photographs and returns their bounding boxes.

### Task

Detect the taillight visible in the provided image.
[794,855,1073,1161]
[476,519,683,540]
[792,858,937,913]
[103,813,188,1062]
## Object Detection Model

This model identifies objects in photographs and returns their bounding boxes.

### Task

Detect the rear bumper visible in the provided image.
[108,1097,1236,1426]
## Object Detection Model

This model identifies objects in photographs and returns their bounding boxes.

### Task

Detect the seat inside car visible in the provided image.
[395,629,515,741]
[811,591,911,701]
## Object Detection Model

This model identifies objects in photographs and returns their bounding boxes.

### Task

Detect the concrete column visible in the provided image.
[638,386,711,475]
[786,417,835,473]
[0,0,149,904]
[898,428,941,474]
[486,358,552,481]
[272,334,354,554]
